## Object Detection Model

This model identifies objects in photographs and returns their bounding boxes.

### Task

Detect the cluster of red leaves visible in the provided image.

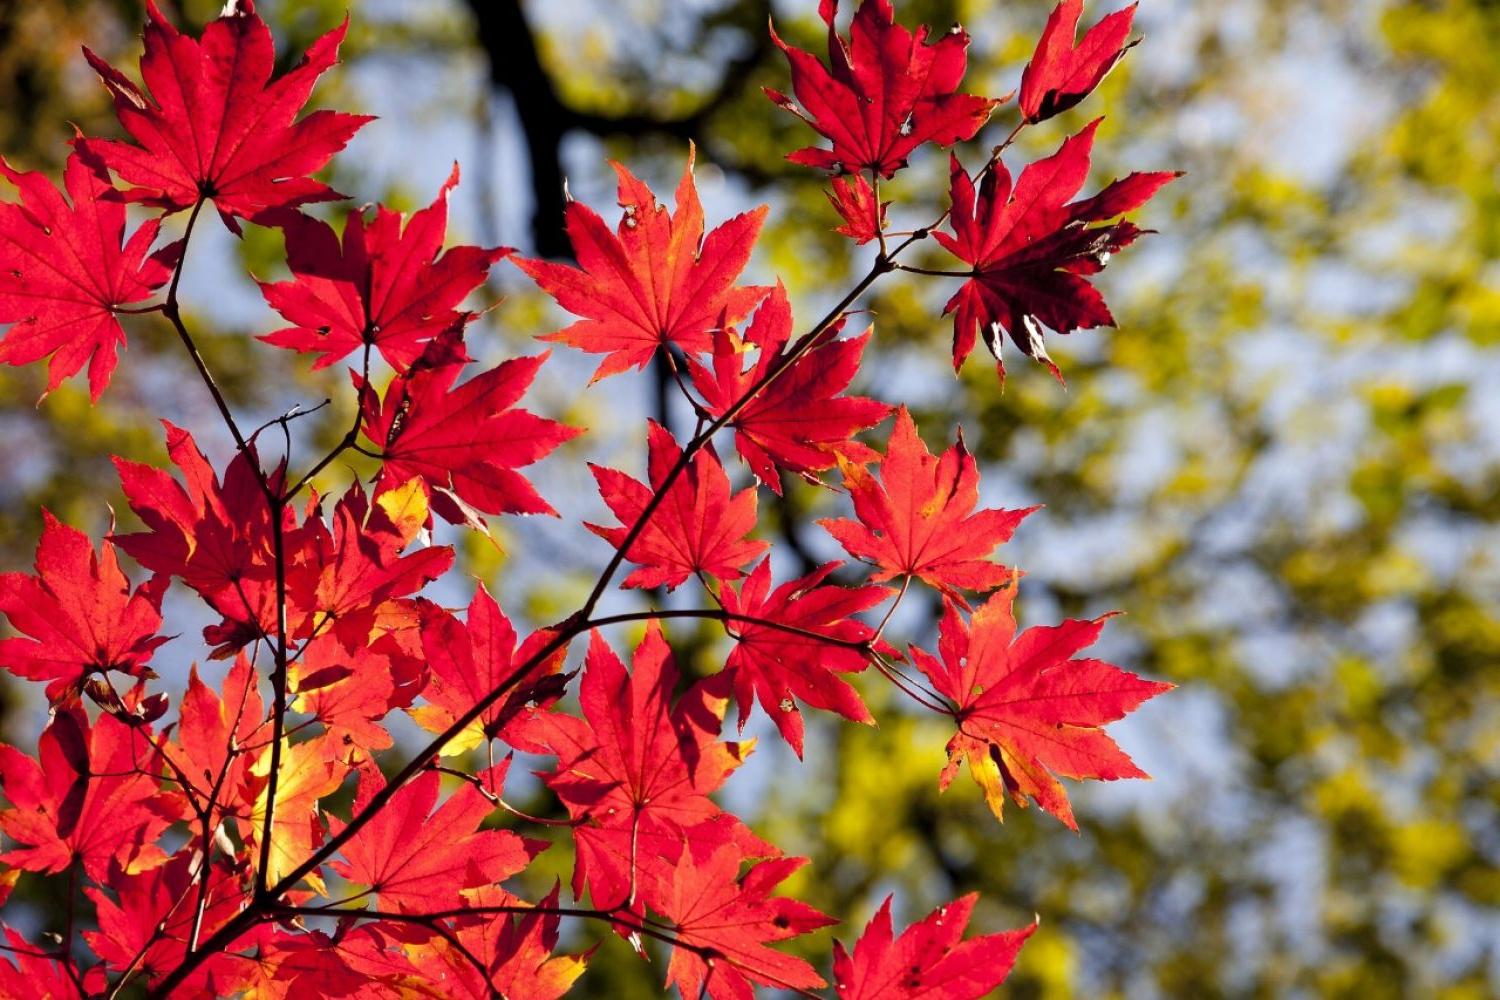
[0,1,1175,997]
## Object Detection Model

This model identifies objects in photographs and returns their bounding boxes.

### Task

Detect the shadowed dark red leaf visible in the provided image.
[767,0,998,177]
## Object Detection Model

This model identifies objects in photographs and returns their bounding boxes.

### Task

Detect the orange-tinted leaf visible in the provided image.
[515,147,767,381]
[0,512,167,702]
[588,422,768,590]
[820,407,1035,604]
[908,589,1172,828]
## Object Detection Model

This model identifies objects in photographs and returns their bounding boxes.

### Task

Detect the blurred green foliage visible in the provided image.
[1,0,1497,995]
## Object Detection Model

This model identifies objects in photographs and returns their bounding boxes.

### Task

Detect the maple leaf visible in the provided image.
[0,511,168,701]
[935,122,1180,380]
[514,624,757,907]
[288,632,423,756]
[79,0,369,226]
[288,484,453,650]
[260,165,509,371]
[0,149,180,401]
[685,283,891,493]
[113,422,288,658]
[819,406,1036,604]
[243,734,348,892]
[766,0,997,177]
[908,589,1172,828]
[411,586,567,756]
[0,708,178,881]
[0,927,85,1000]
[1020,0,1138,124]
[514,146,768,381]
[718,559,890,756]
[827,174,888,245]
[357,331,578,526]
[587,422,768,590]
[934,132,1165,371]
[161,656,266,827]
[647,845,834,1000]
[84,853,247,982]
[330,767,539,912]
[832,893,1035,999]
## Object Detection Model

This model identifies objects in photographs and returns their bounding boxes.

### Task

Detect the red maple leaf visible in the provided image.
[827,174,888,245]
[587,422,768,590]
[647,845,835,1000]
[718,559,890,756]
[514,147,767,381]
[0,927,83,999]
[0,708,179,881]
[513,624,758,908]
[0,512,168,701]
[820,406,1036,604]
[288,632,423,755]
[832,893,1035,999]
[767,0,997,177]
[935,122,1179,380]
[79,0,369,226]
[908,589,1172,828]
[260,165,509,371]
[160,656,266,828]
[287,484,453,651]
[1020,0,1137,124]
[113,422,290,659]
[329,767,539,912]
[0,150,180,401]
[411,586,567,753]
[85,853,247,983]
[685,284,891,493]
[357,331,578,526]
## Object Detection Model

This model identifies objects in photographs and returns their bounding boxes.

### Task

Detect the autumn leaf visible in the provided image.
[79,0,369,226]
[0,708,178,881]
[243,734,347,893]
[411,586,566,756]
[908,589,1172,828]
[0,927,87,999]
[357,331,578,526]
[646,845,835,1000]
[161,656,266,826]
[935,123,1179,380]
[820,406,1036,604]
[719,559,890,756]
[0,512,168,701]
[587,421,768,590]
[113,422,286,659]
[767,0,997,177]
[515,146,767,381]
[832,893,1035,999]
[513,624,758,908]
[84,853,247,982]
[1020,0,1138,124]
[827,174,888,245]
[0,149,180,401]
[329,768,539,912]
[685,283,891,493]
[260,165,509,371]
